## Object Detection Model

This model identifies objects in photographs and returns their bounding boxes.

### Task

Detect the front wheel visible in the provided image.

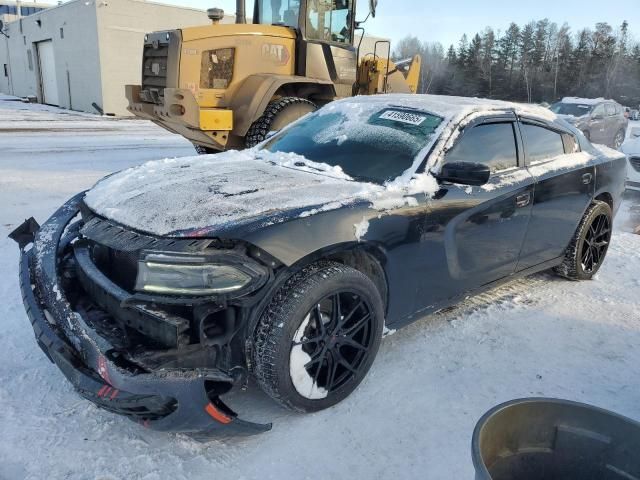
[252,262,384,412]
[245,97,316,148]
[554,200,613,280]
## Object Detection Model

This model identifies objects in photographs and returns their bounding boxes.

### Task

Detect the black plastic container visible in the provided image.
[472,398,640,480]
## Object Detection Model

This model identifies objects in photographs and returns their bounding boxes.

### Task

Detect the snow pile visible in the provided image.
[354,217,369,241]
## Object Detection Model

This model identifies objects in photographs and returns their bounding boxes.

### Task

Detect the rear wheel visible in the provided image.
[252,262,384,412]
[245,97,316,148]
[554,200,613,280]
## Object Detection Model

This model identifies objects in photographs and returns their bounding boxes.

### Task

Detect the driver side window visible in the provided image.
[444,123,518,173]
[306,0,352,44]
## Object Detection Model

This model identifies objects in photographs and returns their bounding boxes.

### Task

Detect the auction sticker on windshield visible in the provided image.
[378,110,427,126]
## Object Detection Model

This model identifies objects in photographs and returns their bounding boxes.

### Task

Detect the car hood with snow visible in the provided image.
[83,150,383,237]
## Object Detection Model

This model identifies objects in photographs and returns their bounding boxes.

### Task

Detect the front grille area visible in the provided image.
[630,156,640,173]
[139,31,180,105]
[142,45,168,97]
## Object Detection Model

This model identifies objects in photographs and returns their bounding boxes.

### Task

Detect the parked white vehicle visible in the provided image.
[622,125,640,192]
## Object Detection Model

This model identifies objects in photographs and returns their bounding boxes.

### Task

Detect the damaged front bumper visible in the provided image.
[12,193,271,438]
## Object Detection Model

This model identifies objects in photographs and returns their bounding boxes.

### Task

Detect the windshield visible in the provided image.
[256,0,300,28]
[550,102,594,117]
[306,0,353,44]
[261,105,443,184]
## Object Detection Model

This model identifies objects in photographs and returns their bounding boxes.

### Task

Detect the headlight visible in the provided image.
[135,252,255,295]
[199,48,235,89]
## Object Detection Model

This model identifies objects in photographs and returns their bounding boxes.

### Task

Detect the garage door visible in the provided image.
[36,40,59,106]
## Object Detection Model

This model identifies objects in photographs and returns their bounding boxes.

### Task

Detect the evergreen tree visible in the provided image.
[391,19,640,107]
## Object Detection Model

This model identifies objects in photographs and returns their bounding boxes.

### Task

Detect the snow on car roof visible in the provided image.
[334,94,558,123]
[560,97,609,105]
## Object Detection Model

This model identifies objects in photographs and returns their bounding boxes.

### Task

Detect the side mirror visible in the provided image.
[437,162,490,186]
[368,0,377,18]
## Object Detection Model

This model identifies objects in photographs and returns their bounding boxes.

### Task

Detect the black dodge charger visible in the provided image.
[11,95,627,437]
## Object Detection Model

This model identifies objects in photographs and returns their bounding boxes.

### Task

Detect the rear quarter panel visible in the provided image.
[594,151,627,216]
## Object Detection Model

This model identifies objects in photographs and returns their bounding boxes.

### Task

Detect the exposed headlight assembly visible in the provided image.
[135,251,264,296]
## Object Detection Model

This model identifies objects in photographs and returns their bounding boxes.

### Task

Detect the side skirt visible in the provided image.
[389,256,564,330]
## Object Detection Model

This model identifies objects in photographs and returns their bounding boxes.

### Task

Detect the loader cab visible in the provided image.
[253,0,355,44]
[253,0,358,97]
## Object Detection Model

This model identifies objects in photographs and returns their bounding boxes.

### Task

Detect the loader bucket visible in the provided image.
[472,398,640,480]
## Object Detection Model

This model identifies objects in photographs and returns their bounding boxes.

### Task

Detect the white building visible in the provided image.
[0,0,219,115]
[1,0,52,24]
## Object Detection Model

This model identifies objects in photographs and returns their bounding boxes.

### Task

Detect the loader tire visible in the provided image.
[193,144,217,155]
[245,97,316,148]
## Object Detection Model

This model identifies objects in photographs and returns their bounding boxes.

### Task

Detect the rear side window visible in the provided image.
[444,123,518,173]
[521,124,565,163]
[605,104,616,116]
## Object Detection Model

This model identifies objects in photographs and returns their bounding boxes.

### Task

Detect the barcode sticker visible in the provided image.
[379,110,427,126]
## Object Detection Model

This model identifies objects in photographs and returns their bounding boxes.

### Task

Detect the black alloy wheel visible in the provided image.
[580,213,611,274]
[555,200,613,280]
[290,292,375,398]
[253,262,384,412]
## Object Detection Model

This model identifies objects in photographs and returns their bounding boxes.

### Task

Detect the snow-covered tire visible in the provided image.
[245,97,316,148]
[252,261,384,412]
[554,200,612,280]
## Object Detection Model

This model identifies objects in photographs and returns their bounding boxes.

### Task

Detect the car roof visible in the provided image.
[560,97,618,106]
[331,94,558,125]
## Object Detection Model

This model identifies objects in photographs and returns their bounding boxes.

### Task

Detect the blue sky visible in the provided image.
[152,0,639,47]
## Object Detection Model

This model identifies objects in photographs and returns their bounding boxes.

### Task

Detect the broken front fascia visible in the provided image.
[13,193,271,437]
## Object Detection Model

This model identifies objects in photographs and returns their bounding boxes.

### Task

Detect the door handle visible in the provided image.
[515,193,531,208]
[582,173,593,185]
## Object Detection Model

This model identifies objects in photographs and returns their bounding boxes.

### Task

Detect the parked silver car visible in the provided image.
[551,97,628,149]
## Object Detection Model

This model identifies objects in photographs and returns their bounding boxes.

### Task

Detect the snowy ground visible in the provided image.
[1,97,639,480]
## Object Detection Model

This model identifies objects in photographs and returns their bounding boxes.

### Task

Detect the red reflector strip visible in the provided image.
[97,385,108,397]
[205,403,232,424]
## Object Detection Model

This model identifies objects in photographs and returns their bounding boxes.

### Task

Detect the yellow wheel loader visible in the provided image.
[126,0,421,153]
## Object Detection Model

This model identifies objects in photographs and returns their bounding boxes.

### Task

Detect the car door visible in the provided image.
[604,103,619,145]
[413,115,535,312]
[516,119,595,270]
[588,104,608,144]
